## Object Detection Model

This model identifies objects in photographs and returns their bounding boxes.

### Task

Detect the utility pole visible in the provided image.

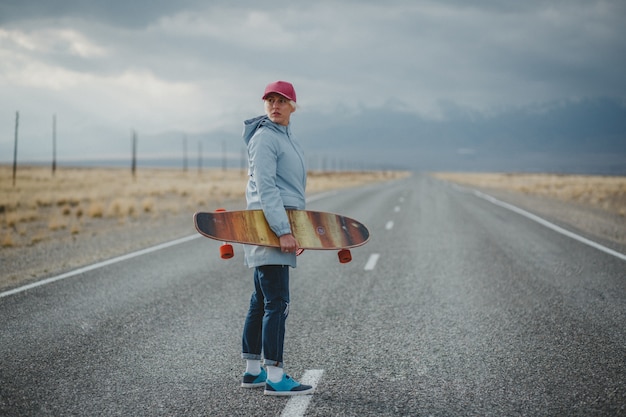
[52,114,57,176]
[12,111,19,187]
[240,147,246,175]
[197,141,203,175]
[131,130,137,178]
[183,134,188,173]
[222,140,227,171]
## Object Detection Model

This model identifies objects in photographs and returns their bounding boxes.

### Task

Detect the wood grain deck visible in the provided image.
[194,210,369,250]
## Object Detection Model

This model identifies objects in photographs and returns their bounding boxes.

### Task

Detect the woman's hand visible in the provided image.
[279,233,299,254]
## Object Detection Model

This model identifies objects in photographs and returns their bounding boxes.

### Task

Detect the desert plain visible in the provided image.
[1,166,624,291]
[0,166,408,289]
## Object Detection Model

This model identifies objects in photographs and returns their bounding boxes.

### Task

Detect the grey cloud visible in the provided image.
[1,0,625,171]
[0,0,201,28]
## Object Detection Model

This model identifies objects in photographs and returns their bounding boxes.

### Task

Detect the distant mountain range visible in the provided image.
[10,97,623,175]
[296,97,626,174]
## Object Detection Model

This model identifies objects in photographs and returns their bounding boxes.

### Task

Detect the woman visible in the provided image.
[240,81,313,396]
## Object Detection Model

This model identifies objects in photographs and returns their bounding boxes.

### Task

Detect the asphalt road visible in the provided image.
[1,175,625,416]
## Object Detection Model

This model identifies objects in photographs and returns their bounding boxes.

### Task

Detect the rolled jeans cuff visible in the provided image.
[263,359,283,368]
[242,353,262,361]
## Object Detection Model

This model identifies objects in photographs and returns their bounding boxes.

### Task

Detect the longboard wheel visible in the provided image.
[220,243,234,259]
[338,249,352,263]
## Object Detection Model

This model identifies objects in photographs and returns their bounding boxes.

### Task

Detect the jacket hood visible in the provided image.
[243,115,289,145]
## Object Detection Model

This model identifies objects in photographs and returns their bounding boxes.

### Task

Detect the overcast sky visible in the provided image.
[1,0,625,165]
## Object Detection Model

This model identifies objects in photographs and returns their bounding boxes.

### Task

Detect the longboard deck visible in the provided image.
[194,209,369,250]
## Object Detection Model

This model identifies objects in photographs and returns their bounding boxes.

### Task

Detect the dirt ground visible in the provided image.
[1,166,408,249]
[0,166,409,290]
[432,172,626,250]
[432,172,626,217]
[2,168,623,292]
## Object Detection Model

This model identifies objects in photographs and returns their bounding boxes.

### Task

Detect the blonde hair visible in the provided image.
[264,94,297,111]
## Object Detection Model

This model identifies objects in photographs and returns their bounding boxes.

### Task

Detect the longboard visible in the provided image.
[194,209,370,263]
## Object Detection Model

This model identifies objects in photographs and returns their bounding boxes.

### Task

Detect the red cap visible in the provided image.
[262,81,296,102]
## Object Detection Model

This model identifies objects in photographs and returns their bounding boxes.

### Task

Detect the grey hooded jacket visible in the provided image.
[242,115,307,268]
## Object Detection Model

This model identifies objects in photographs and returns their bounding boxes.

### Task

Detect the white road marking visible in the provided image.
[280,369,324,417]
[394,206,401,212]
[0,235,201,299]
[471,189,626,262]
[364,253,380,271]
[385,221,394,230]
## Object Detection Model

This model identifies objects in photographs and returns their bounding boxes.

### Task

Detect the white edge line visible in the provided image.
[0,189,341,299]
[1,189,363,299]
[468,188,626,262]
[0,234,201,299]
[281,369,324,417]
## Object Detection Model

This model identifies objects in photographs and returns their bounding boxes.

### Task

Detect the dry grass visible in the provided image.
[432,172,626,217]
[306,170,409,193]
[1,165,409,249]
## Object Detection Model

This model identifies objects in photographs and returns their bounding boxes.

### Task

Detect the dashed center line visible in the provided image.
[281,369,324,417]
[394,206,401,212]
[385,221,394,230]
[364,253,380,271]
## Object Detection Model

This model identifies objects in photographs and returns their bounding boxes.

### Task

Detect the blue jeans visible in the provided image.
[242,265,290,368]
